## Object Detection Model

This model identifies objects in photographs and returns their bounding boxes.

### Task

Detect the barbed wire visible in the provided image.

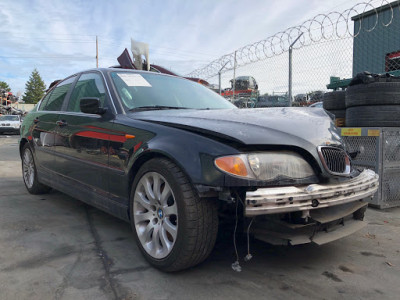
[186,0,399,79]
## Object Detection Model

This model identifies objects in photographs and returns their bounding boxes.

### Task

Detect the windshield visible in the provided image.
[110,71,236,110]
[0,115,19,121]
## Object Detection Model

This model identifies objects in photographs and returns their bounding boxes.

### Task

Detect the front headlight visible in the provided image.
[215,151,315,181]
[13,123,20,129]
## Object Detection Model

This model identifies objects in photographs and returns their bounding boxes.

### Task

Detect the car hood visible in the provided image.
[127,108,342,152]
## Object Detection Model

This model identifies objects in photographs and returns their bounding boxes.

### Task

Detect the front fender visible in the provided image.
[127,126,239,187]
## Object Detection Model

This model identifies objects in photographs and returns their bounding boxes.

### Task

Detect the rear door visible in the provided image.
[55,72,114,199]
[31,77,76,174]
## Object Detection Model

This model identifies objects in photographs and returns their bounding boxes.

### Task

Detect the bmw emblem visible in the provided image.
[157,209,164,219]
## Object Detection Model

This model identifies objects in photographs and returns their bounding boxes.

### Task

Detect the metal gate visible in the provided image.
[341,127,400,209]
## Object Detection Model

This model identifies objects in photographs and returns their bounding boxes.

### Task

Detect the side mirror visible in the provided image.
[80,98,107,115]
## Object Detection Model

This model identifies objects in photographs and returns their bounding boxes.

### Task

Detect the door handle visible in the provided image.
[56,120,68,127]
[33,117,40,124]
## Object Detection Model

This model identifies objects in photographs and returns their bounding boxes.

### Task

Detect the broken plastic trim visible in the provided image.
[245,169,378,216]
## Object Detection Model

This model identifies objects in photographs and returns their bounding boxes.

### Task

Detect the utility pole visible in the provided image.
[288,32,303,106]
[96,36,99,68]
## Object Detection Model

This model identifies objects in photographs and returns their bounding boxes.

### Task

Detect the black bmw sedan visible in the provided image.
[20,69,378,271]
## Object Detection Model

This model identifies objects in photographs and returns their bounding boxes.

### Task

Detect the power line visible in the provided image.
[0,31,96,37]
[0,56,93,59]
[1,37,95,43]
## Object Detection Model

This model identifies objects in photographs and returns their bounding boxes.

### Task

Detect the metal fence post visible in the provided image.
[218,62,228,95]
[288,33,303,106]
[233,51,237,102]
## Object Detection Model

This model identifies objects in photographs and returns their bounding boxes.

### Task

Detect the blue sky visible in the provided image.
[0,0,363,94]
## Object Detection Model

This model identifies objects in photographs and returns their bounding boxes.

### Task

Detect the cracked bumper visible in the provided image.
[245,169,379,216]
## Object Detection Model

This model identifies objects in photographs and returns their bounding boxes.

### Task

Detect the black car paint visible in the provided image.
[20,68,344,223]
[127,108,343,177]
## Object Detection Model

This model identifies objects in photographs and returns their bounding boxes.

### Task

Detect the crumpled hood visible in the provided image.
[127,107,343,152]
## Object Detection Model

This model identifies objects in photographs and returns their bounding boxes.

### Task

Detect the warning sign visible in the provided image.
[341,128,361,136]
[368,130,380,137]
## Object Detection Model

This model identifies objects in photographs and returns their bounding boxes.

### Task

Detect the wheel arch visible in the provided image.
[19,138,29,158]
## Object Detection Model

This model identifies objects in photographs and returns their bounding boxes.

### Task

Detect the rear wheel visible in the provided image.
[21,144,51,194]
[130,158,218,272]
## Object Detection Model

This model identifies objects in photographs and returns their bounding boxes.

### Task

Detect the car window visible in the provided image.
[38,92,53,111]
[0,115,19,121]
[42,76,76,111]
[67,73,106,112]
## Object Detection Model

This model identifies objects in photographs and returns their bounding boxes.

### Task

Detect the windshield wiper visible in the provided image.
[130,105,190,111]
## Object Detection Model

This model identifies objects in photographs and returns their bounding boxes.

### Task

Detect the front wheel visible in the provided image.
[130,158,218,272]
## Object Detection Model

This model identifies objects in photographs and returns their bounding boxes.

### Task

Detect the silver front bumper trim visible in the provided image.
[245,169,379,216]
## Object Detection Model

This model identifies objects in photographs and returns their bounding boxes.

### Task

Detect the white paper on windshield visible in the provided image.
[118,73,152,87]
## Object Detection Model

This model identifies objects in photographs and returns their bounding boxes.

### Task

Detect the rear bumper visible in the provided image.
[245,169,378,216]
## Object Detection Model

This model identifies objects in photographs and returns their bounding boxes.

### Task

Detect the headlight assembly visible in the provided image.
[214,151,315,181]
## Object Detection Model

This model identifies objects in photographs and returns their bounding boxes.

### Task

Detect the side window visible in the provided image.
[67,73,106,112]
[42,76,76,111]
[38,92,52,111]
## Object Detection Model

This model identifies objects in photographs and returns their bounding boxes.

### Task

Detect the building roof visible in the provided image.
[352,0,400,21]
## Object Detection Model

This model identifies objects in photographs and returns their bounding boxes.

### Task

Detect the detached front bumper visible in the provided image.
[245,169,378,216]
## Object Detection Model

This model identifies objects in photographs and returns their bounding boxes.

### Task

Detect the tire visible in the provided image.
[21,144,51,194]
[323,91,346,110]
[326,109,345,119]
[130,158,218,272]
[346,82,400,108]
[346,105,400,127]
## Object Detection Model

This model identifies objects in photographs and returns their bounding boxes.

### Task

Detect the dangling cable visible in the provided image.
[244,217,254,262]
[231,197,241,272]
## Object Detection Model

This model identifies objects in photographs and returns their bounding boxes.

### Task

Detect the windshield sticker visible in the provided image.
[118,73,152,87]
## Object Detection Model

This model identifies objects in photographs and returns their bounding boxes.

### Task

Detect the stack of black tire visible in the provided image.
[345,75,400,127]
[323,90,346,127]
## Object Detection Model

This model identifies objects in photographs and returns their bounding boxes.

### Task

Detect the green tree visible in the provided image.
[0,81,11,92]
[22,68,46,104]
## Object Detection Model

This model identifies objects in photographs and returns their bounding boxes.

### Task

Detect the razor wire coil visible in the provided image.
[186,0,398,79]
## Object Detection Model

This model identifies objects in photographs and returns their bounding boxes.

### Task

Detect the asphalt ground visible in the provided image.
[0,135,399,300]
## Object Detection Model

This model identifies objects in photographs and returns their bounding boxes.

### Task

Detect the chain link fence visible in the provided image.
[187,0,400,108]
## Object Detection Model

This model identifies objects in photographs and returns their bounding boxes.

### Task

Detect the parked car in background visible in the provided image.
[20,68,378,272]
[221,76,258,98]
[0,114,21,134]
[256,94,289,107]
[293,93,309,106]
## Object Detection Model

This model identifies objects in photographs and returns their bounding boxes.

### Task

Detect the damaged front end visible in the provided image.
[246,169,378,245]
[215,146,379,246]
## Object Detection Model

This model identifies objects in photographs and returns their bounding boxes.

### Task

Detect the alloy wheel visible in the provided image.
[133,172,178,259]
[23,149,35,189]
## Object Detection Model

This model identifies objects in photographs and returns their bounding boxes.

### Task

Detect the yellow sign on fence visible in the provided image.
[368,130,380,137]
[341,128,362,136]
